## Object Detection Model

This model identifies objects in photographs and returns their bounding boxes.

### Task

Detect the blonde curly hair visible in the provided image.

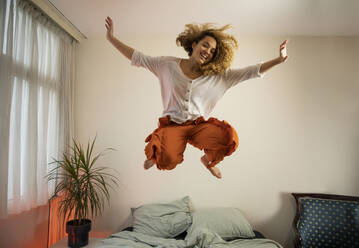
[176,23,239,76]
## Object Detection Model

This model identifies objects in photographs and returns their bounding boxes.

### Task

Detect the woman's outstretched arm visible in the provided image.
[105,16,134,60]
[259,40,289,74]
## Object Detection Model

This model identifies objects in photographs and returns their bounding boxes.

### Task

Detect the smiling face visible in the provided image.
[191,35,217,65]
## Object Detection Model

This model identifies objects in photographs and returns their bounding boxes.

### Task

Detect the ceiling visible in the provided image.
[49,0,359,38]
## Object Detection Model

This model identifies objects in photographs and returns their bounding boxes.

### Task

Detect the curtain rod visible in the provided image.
[29,0,87,43]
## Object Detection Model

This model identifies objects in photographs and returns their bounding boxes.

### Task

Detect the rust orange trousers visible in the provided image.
[144,115,239,170]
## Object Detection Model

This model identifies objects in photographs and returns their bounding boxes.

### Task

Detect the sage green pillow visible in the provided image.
[131,196,192,238]
[185,207,255,241]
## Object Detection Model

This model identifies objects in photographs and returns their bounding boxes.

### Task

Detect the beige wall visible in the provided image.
[75,35,359,247]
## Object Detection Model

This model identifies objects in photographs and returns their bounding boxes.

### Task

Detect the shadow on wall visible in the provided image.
[354,140,359,194]
[116,212,133,232]
[282,192,298,248]
[255,192,297,248]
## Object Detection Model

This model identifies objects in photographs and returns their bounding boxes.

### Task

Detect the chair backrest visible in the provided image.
[292,193,359,248]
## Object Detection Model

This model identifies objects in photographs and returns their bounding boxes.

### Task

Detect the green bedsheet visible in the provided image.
[98,229,283,248]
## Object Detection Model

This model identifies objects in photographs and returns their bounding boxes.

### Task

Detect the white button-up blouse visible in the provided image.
[131,50,265,124]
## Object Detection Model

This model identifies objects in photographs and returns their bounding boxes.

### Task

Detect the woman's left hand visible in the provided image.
[279,40,289,63]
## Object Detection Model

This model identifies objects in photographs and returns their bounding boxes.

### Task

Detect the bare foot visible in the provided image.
[143,159,155,170]
[201,155,210,166]
[201,155,222,179]
[208,166,222,179]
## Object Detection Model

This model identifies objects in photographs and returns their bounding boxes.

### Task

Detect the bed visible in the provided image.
[98,196,283,248]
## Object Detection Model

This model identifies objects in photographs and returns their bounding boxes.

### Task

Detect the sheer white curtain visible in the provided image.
[0,0,75,218]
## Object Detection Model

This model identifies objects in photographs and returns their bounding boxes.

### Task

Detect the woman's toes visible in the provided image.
[144,159,155,169]
[209,166,222,179]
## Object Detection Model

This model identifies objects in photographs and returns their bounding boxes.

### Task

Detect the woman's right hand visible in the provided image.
[104,17,134,60]
[105,16,114,41]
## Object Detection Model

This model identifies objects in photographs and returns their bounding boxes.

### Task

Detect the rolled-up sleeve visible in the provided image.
[131,50,163,77]
[222,62,265,88]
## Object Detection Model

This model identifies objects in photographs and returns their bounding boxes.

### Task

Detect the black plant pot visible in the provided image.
[66,219,91,248]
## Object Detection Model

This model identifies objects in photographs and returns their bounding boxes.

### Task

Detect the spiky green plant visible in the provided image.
[47,137,119,225]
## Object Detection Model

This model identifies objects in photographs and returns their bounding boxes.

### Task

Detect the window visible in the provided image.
[0,0,75,217]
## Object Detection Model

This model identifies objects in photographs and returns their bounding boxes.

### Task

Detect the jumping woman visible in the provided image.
[105,17,288,179]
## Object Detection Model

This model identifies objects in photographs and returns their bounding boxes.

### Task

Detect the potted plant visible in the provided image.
[47,137,119,248]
